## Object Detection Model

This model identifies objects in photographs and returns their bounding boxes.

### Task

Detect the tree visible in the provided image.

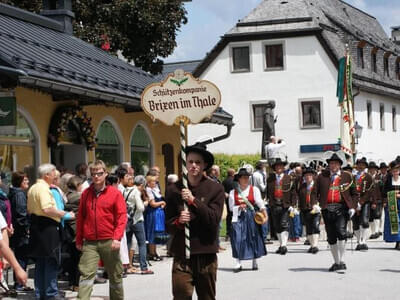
[1,0,187,74]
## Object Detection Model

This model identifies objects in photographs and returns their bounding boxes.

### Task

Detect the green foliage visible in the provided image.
[214,153,261,180]
[1,0,187,75]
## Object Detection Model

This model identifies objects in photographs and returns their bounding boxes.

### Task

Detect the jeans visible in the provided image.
[289,214,302,239]
[132,221,148,270]
[34,256,59,299]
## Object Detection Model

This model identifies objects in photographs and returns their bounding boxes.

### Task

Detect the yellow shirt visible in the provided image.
[27,179,60,222]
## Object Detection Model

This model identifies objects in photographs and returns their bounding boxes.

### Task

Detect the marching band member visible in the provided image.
[267,158,297,255]
[229,168,267,272]
[352,157,373,251]
[298,167,321,254]
[368,162,383,239]
[316,153,356,272]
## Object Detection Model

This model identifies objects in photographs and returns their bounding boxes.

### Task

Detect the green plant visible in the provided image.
[214,153,261,180]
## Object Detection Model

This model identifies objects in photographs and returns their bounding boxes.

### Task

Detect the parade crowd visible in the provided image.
[0,142,399,300]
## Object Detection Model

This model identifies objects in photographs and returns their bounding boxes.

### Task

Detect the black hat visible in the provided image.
[356,157,368,166]
[326,153,343,165]
[303,167,315,175]
[234,168,252,181]
[272,158,288,169]
[379,162,388,169]
[389,160,400,171]
[368,161,379,169]
[185,143,214,171]
[342,164,353,171]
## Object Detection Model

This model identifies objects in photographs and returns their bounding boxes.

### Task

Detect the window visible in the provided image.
[0,111,36,184]
[131,125,152,175]
[380,103,385,130]
[231,46,250,72]
[95,120,120,169]
[357,46,364,69]
[371,48,377,73]
[264,43,284,70]
[384,53,390,77]
[251,103,269,131]
[393,106,397,132]
[300,99,322,129]
[367,101,372,128]
[396,58,400,80]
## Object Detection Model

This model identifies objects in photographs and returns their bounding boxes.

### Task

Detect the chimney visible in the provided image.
[392,26,400,45]
[40,0,75,35]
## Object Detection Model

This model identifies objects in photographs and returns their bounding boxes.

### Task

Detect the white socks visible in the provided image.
[234,259,241,269]
[277,233,282,246]
[252,259,258,269]
[369,222,376,236]
[338,240,346,264]
[281,231,289,247]
[361,228,369,244]
[312,234,319,247]
[374,219,380,234]
[354,230,361,244]
[330,244,340,264]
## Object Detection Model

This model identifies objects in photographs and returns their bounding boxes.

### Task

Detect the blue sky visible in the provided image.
[165,0,400,63]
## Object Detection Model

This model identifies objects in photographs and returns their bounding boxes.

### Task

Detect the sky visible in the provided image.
[165,0,400,63]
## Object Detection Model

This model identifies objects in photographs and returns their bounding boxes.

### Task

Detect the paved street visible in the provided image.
[16,237,396,300]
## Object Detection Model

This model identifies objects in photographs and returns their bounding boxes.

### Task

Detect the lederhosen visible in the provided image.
[268,174,295,234]
[298,180,320,235]
[352,172,373,230]
[369,174,383,221]
[319,172,354,245]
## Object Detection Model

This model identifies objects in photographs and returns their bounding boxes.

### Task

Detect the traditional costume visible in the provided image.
[352,157,373,251]
[368,162,383,239]
[316,153,356,272]
[229,168,267,272]
[298,168,321,254]
[267,158,297,255]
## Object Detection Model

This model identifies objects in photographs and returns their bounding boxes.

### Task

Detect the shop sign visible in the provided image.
[300,143,341,153]
[0,92,16,135]
[141,69,221,125]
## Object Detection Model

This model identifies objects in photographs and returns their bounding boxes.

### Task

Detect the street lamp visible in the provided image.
[354,121,363,144]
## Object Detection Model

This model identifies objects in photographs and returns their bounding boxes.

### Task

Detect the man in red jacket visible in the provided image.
[76,160,127,300]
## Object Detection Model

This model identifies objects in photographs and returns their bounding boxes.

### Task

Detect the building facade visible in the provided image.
[188,0,400,163]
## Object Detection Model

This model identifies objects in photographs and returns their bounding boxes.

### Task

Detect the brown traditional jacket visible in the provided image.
[267,173,297,208]
[315,170,356,209]
[370,174,383,204]
[298,178,318,210]
[165,176,225,259]
[354,171,373,205]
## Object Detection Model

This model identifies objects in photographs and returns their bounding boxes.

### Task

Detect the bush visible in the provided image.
[214,153,261,180]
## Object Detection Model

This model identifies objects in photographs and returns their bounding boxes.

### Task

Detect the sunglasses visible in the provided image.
[91,172,105,177]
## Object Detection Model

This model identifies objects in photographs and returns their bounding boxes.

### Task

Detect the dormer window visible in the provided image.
[371,48,378,73]
[384,52,390,77]
[357,41,365,69]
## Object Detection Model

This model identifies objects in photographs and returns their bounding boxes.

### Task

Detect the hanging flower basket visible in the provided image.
[48,106,96,151]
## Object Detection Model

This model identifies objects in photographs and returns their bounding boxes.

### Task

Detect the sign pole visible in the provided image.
[180,119,191,259]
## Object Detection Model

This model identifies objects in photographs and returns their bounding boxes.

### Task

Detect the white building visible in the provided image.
[175,0,400,163]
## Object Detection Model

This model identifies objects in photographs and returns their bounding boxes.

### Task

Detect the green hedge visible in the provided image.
[214,153,261,179]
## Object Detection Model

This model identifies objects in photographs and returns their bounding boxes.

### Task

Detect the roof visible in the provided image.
[0,3,155,108]
[154,60,202,81]
[194,0,400,98]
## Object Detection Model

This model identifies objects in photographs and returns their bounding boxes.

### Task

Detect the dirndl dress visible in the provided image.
[384,198,400,242]
[144,191,169,245]
[230,209,267,260]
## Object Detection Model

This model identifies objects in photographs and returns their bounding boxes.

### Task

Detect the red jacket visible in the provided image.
[76,184,127,246]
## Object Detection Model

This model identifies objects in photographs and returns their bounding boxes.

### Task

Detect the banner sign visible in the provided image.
[300,143,341,153]
[141,69,221,126]
[0,92,16,135]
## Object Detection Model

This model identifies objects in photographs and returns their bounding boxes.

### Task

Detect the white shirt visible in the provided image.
[228,185,265,222]
[252,170,266,193]
[123,186,145,224]
[0,213,7,241]
[265,141,286,159]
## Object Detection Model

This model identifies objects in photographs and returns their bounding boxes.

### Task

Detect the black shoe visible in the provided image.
[304,240,311,245]
[339,263,347,270]
[370,233,378,239]
[395,242,400,250]
[275,246,282,254]
[47,295,65,300]
[379,232,383,236]
[329,263,340,272]
[307,247,313,253]
[280,246,288,255]
[355,244,361,251]
[312,247,319,254]
[361,244,368,251]
[233,266,242,273]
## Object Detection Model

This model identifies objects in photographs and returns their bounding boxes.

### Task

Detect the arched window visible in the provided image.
[95,120,121,169]
[0,111,36,184]
[131,125,152,175]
